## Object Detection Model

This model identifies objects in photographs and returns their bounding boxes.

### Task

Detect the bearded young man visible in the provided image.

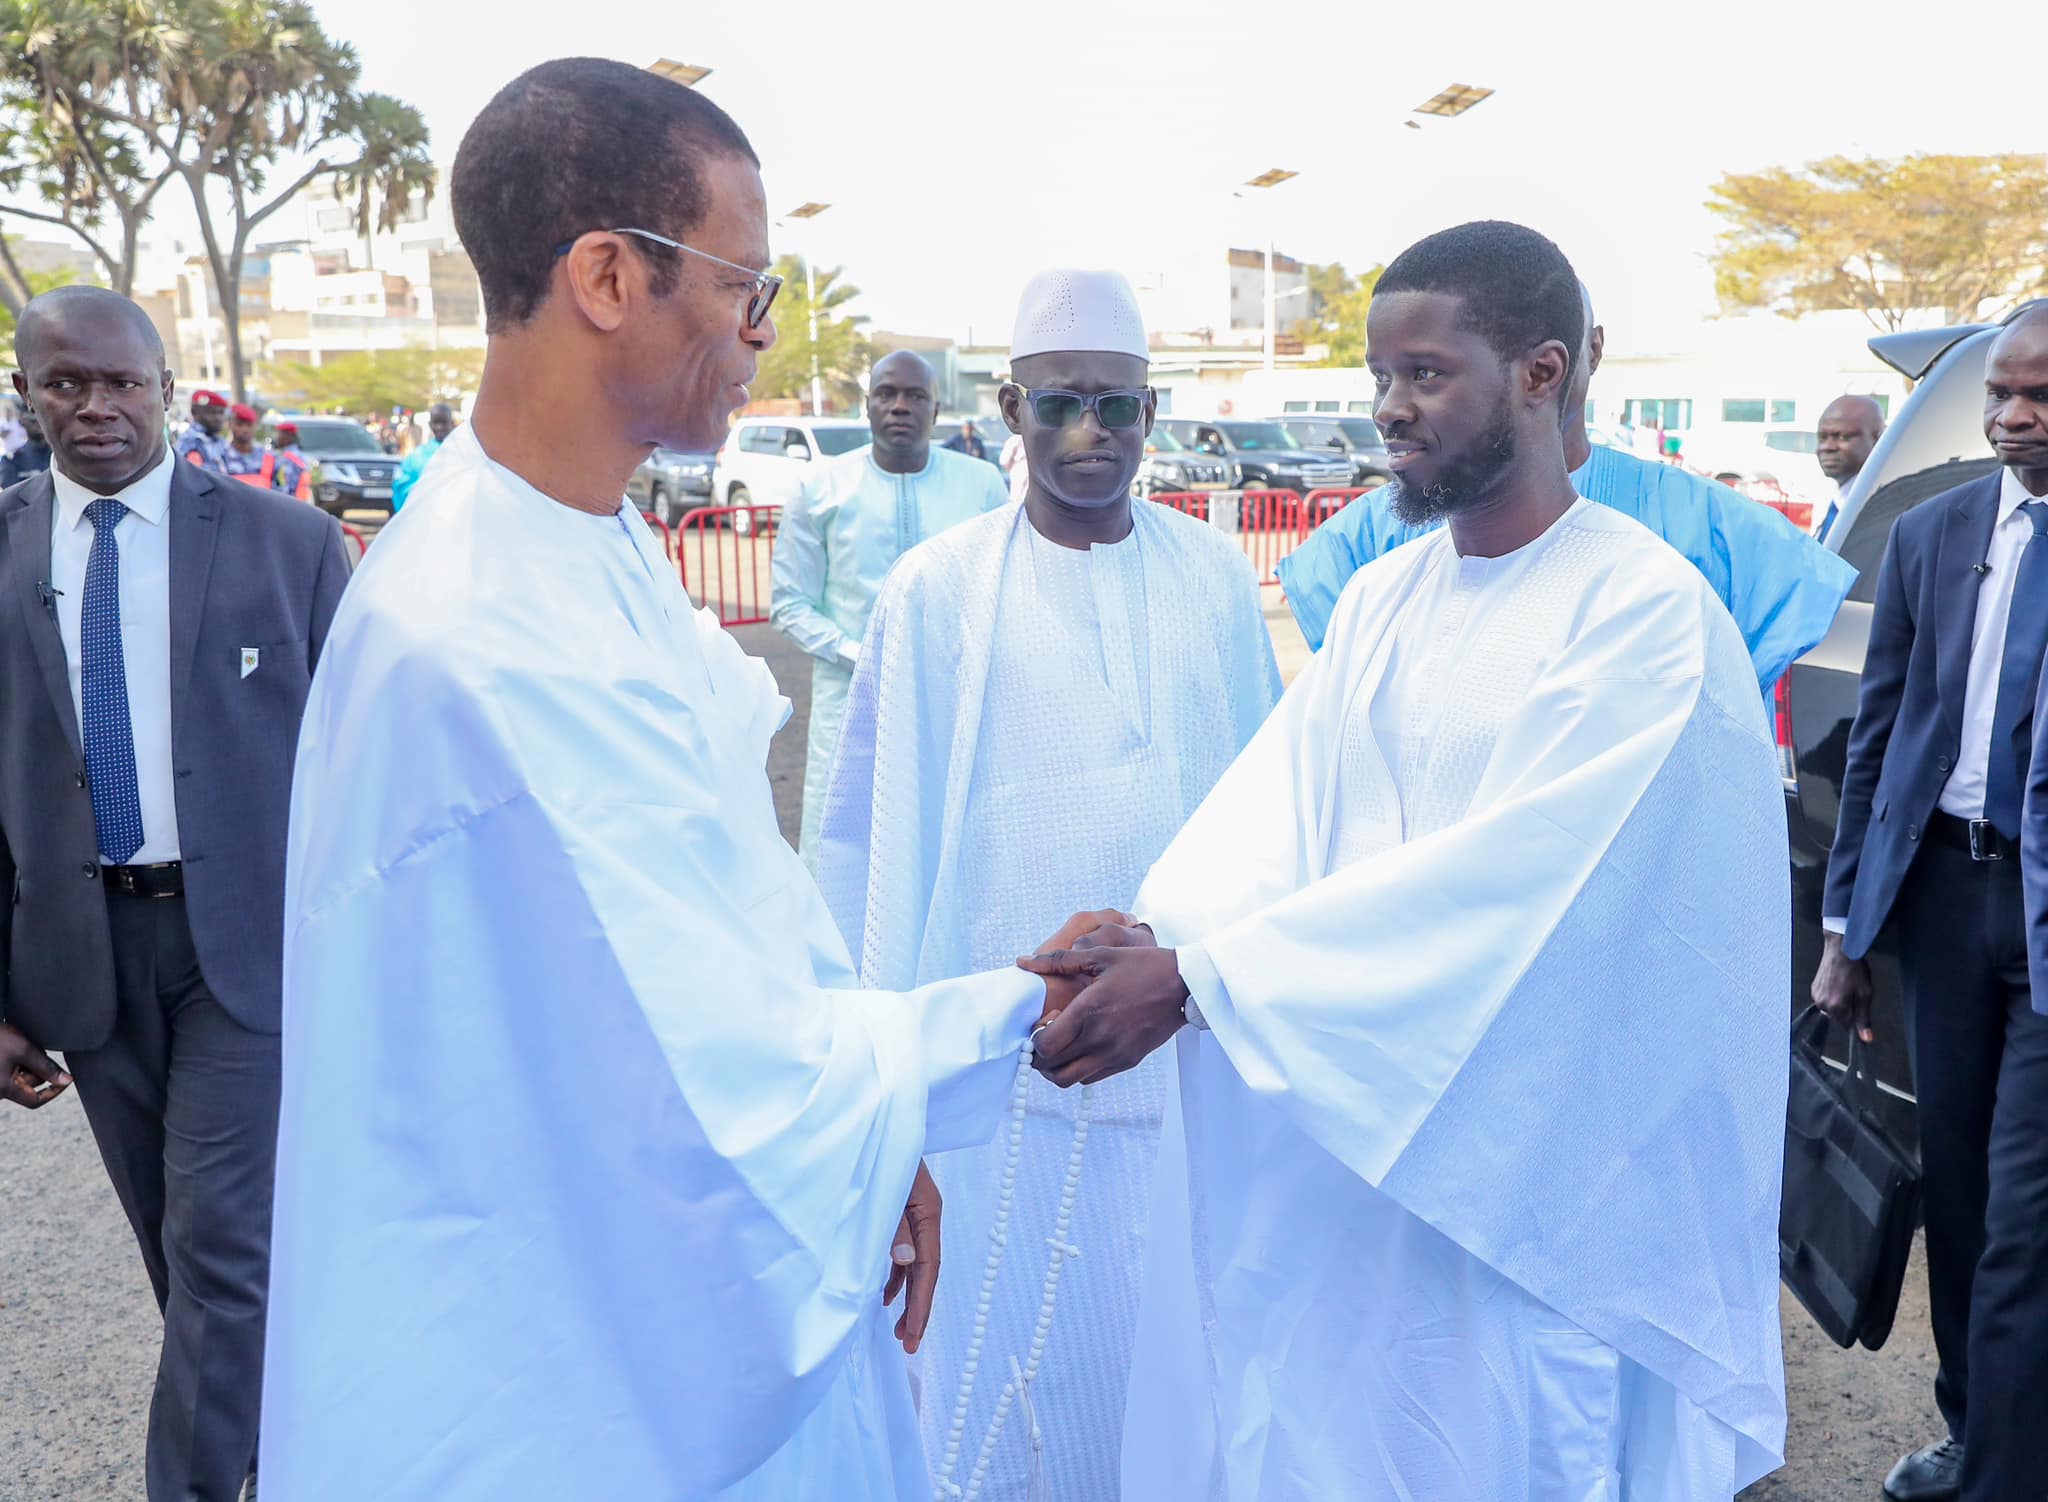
[1027,222,1791,1499]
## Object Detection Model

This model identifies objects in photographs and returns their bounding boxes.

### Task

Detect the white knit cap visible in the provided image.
[1009,268,1149,361]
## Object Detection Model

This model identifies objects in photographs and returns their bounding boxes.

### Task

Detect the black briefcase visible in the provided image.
[1779,1006,1922,1351]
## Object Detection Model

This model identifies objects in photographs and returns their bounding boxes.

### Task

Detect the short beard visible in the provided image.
[1387,395,1518,527]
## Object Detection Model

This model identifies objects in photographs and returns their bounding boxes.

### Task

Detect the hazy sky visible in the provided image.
[17,0,2045,354]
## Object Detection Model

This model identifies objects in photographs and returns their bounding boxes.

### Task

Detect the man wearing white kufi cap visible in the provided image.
[816,270,1281,1500]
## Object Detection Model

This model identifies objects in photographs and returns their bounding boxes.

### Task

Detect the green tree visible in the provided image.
[259,342,479,413]
[0,0,434,395]
[0,235,80,337]
[1708,153,2048,332]
[1290,261,1383,367]
[752,255,871,413]
[0,0,188,308]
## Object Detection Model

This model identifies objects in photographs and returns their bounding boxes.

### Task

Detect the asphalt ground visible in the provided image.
[0,606,1947,1500]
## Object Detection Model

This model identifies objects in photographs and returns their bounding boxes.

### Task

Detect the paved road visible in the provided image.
[0,611,1947,1499]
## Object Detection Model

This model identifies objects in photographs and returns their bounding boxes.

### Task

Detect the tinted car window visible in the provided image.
[1335,418,1386,450]
[1216,421,1300,451]
[1286,421,1342,447]
[812,427,869,457]
[740,425,785,454]
[288,419,383,453]
[1841,458,2003,601]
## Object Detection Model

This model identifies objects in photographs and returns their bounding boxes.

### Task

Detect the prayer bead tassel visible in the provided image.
[950,1047,1095,1502]
[934,1036,1037,1500]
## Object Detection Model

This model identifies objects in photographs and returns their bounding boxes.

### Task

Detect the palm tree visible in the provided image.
[333,92,432,272]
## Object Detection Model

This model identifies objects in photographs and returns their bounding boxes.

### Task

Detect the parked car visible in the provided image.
[268,414,403,518]
[1154,418,1354,500]
[713,417,871,534]
[1780,307,2027,1147]
[1135,423,1234,498]
[1274,415,1393,490]
[628,448,715,527]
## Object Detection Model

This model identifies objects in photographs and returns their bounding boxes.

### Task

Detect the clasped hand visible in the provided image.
[1017,909,1191,1089]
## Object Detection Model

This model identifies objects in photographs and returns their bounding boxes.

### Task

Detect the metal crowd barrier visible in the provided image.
[678,504,782,627]
[338,522,370,567]
[640,511,674,561]
[1147,487,1376,587]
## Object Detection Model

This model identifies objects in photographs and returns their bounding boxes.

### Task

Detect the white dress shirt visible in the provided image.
[48,446,181,864]
[1938,467,2042,822]
[1825,467,2040,933]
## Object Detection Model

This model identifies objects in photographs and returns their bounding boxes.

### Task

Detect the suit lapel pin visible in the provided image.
[240,647,260,679]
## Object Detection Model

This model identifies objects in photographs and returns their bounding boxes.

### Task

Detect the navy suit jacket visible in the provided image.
[0,459,348,1050]
[1826,471,2008,960]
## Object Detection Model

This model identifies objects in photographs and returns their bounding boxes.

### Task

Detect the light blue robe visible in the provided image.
[1275,443,1857,694]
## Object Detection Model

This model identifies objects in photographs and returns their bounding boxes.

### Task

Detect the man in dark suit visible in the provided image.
[1816,303,2048,1502]
[0,286,348,1500]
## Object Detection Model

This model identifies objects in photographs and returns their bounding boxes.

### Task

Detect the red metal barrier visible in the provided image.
[639,511,673,561]
[678,504,781,626]
[1236,490,1312,587]
[1147,491,1213,523]
[339,522,369,567]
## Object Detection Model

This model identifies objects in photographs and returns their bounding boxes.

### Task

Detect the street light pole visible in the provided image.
[806,256,822,416]
[1264,239,1276,373]
[1241,168,1297,374]
[785,201,832,416]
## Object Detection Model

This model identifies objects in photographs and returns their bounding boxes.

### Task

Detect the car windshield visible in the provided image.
[1218,421,1300,451]
[811,427,869,456]
[284,419,383,454]
[1335,418,1386,449]
[1146,426,1188,452]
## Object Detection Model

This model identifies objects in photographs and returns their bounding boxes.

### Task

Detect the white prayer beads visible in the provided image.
[933,1033,1094,1502]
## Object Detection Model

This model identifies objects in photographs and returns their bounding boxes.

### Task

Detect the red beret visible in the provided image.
[190,390,227,409]
[275,422,299,437]
[231,403,258,422]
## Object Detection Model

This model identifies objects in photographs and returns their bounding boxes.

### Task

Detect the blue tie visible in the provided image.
[81,498,145,865]
[1981,499,2048,839]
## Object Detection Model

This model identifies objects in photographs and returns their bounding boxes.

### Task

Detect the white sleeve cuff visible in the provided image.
[1822,916,1848,936]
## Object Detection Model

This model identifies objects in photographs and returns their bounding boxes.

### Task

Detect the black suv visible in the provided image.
[1155,418,1354,497]
[1274,415,1393,490]
[1781,308,2028,1145]
[272,414,404,518]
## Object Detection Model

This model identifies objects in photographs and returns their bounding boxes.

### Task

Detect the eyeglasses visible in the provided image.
[1009,386,1152,430]
[552,226,783,329]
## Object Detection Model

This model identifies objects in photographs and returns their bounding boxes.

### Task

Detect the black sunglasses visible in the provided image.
[552,226,782,330]
[1010,386,1151,431]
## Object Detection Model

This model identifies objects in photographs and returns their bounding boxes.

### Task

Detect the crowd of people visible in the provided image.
[3,52,2048,1502]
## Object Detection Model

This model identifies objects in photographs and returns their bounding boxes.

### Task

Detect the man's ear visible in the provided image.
[1524,339,1571,408]
[561,232,635,333]
[999,383,1025,435]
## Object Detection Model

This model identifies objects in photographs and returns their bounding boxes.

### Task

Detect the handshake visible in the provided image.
[1013,909,1193,1088]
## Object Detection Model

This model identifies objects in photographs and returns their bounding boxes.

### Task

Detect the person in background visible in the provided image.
[941,415,988,462]
[999,426,1028,500]
[1815,394,1888,541]
[1817,305,2048,1502]
[2,397,26,457]
[1276,280,1855,698]
[173,389,230,472]
[770,350,1008,862]
[1,284,348,1502]
[0,402,53,487]
[271,422,313,501]
[392,402,456,511]
[221,403,268,483]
